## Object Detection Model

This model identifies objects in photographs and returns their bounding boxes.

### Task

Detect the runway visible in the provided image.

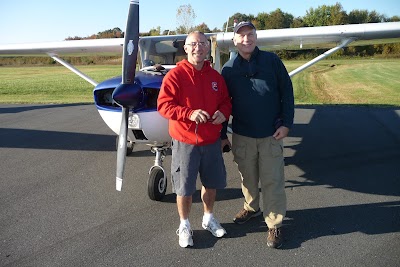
[1,104,399,266]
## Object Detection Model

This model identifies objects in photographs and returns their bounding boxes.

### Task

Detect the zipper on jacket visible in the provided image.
[195,122,199,145]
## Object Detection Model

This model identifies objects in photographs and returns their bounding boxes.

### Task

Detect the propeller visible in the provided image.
[112,0,143,191]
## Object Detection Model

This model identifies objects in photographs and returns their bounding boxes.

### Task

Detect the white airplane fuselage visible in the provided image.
[93,71,171,146]
[97,108,170,145]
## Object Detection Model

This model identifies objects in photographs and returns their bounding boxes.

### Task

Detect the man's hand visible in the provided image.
[190,109,210,123]
[190,109,226,125]
[273,126,289,140]
[221,138,231,152]
[210,110,226,125]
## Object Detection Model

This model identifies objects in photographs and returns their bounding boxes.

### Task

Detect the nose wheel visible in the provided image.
[147,145,169,201]
[148,167,167,200]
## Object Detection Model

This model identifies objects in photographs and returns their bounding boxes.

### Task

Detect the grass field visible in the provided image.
[0,65,121,104]
[286,59,400,106]
[0,59,399,106]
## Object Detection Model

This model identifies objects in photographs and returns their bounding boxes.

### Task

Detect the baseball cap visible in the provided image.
[233,21,256,33]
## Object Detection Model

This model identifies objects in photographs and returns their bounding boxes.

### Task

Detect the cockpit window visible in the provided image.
[142,59,155,67]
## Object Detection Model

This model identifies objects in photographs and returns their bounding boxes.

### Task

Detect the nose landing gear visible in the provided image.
[147,145,169,201]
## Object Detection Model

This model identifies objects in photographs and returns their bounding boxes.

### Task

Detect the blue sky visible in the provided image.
[0,0,399,44]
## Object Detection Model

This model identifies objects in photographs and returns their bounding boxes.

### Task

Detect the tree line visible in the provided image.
[43,2,400,60]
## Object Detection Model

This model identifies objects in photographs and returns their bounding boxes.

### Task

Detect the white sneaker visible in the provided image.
[176,226,193,248]
[202,217,227,238]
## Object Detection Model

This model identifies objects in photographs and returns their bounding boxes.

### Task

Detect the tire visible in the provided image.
[147,167,167,201]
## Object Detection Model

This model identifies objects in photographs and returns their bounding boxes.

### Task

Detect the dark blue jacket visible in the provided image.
[221,47,294,139]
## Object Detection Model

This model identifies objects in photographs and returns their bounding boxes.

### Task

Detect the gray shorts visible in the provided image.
[171,138,227,196]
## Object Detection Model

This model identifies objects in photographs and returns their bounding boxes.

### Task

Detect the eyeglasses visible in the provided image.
[184,42,208,48]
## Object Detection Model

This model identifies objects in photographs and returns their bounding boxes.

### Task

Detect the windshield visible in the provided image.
[138,37,211,68]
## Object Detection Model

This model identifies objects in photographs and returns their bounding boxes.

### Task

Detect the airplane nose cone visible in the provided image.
[112,83,144,109]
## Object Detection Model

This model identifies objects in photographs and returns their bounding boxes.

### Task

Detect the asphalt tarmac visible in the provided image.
[1,104,399,267]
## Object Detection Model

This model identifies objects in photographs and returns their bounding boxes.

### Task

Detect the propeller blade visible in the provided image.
[122,0,139,84]
[116,107,129,191]
[113,0,140,191]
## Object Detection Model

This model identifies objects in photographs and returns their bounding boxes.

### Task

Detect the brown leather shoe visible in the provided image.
[267,227,283,249]
[233,208,262,224]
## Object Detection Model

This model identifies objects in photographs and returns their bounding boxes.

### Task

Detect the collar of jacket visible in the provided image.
[237,46,260,63]
[177,59,212,73]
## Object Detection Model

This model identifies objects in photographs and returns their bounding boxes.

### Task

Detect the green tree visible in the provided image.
[223,13,255,32]
[328,3,348,25]
[348,9,368,23]
[390,16,400,22]
[349,9,385,23]
[303,3,348,26]
[193,22,211,33]
[65,27,123,40]
[211,27,221,33]
[149,26,161,36]
[176,25,187,34]
[291,17,305,28]
[265,8,294,29]
[97,27,123,38]
[368,10,385,22]
[254,12,269,30]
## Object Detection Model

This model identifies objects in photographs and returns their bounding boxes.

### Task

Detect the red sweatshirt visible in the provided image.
[157,59,232,145]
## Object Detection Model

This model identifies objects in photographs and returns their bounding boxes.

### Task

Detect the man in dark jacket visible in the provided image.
[221,21,294,249]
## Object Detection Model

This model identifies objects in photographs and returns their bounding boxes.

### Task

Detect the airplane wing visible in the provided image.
[0,38,124,56]
[3,22,398,56]
[0,34,193,56]
[1,22,399,78]
[216,22,400,51]
[0,38,126,86]
[216,22,400,76]
[0,34,207,85]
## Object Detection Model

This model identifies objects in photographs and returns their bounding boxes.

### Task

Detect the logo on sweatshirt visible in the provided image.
[212,82,218,91]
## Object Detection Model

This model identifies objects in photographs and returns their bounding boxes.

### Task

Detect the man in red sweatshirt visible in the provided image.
[157,31,232,248]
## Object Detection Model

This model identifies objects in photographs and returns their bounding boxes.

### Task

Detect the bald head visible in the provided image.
[184,31,210,70]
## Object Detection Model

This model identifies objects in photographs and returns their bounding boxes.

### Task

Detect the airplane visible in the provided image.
[1,0,399,201]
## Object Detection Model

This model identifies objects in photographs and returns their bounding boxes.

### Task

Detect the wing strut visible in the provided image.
[289,38,355,77]
[47,53,98,86]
